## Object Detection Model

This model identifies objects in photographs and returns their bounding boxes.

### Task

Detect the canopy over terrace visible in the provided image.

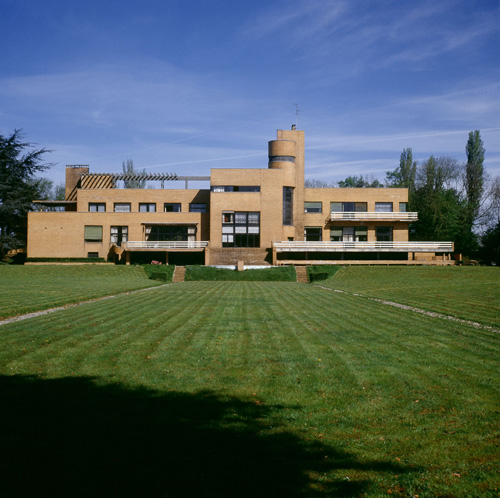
[272,241,456,265]
[118,222,209,265]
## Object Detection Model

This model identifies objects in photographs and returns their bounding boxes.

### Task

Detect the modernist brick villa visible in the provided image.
[28,128,455,266]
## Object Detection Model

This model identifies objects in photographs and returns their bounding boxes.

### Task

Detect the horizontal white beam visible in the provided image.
[329,212,418,221]
[124,241,209,250]
[273,241,453,252]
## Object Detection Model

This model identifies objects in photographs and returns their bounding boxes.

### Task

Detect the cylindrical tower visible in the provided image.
[268,140,296,171]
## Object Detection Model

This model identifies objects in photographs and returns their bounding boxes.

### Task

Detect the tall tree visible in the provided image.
[386,148,417,190]
[464,130,485,228]
[122,159,146,188]
[411,156,465,247]
[0,130,52,257]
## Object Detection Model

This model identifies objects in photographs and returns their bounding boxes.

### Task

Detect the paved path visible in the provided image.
[316,285,500,333]
[0,283,170,327]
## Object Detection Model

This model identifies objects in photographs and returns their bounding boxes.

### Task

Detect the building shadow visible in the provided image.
[0,375,409,497]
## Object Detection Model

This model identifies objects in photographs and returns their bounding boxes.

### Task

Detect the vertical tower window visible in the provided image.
[283,187,293,225]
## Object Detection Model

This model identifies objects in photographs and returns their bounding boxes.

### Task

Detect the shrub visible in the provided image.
[307,265,342,283]
[144,264,174,282]
[185,265,296,282]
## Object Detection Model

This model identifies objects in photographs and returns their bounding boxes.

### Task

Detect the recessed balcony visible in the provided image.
[329,212,418,221]
[273,241,453,253]
[123,241,209,251]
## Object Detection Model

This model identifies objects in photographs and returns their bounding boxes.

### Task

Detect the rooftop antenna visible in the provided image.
[294,103,300,129]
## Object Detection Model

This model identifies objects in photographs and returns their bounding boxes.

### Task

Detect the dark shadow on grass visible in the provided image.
[0,375,409,497]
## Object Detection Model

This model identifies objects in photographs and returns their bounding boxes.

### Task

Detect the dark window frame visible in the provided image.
[139,203,156,213]
[88,202,106,212]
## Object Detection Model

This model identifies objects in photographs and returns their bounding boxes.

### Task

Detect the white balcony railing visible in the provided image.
[273,241,453,252]
[123,241,209,250]
[329,211,418,221]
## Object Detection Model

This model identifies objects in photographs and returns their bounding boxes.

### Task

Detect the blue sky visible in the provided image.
[2,0,499,188]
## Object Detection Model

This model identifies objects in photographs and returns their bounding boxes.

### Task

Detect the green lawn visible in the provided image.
[0,265,164,319]
[318,266,500,329]
[0,279,498,497]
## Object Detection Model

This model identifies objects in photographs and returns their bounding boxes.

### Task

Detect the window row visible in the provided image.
[304,226,393,242]
[304,202,408,213]
[84,224,197,244]
[88,202,207,213]
[84,225,128,245]
[211,186,260,192]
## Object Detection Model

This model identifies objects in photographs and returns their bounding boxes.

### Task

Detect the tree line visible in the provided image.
[306,131,499,261]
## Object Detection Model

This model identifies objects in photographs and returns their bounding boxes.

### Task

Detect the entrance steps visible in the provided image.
[173,266,186,283]
[295,266,308,283]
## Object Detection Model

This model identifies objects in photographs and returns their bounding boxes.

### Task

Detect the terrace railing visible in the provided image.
[273,241,454,252]
[123,241,209,250]
[329,212,418,221]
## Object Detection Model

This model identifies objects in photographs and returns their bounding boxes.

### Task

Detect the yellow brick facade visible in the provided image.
[27,129,454,265]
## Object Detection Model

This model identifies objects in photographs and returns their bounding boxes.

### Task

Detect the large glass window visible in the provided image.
[139,203,156,212]
[164,203,181,212]
[189,203,207,213]
[110,226,128,246]
[330,202,367,212]
[375,202,393,212]
[304,202,322,213]
[304,227,322,241]
[114,203,131,213]
[283,187,293,225]
[376,226,393,241]
[84,225,103,242]
[222,211,260,247]
[89,203,106,212]
[147,225,195,241]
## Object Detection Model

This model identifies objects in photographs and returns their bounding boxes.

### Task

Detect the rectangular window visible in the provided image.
[222,212,234,224]
[375,202,393,213]
[330,227,368,242]
[110,226,128,246]
[399,202,407,212]
[84,225,103,242]
[164,203,181,212]
[189,203,207,213]
[114,203,131,213]
[139,203,156,212]
[355,227,368,241]
[330,228,343,241]
[222,211,260,247]
[376,226,393,241]
[89,203,106,212]
[283,187,293,225]
[88,252,99,258]
[304,202,322,213]
[330,202,367,212]
[304,227,322,241]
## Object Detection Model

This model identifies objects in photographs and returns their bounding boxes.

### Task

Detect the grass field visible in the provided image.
[0,267,498,497]
[318,266,500,328]
[0,265,164,319]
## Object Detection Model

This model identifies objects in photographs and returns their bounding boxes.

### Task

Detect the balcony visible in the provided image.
[123,241,209,251]
[273,241,453,253]
[329,211,418,221]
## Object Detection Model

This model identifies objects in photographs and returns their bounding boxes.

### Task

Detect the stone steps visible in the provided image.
[173,266,186,283]
[295,266,308,283]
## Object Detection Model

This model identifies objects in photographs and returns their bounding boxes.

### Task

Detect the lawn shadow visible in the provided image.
[0,375,409,497]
